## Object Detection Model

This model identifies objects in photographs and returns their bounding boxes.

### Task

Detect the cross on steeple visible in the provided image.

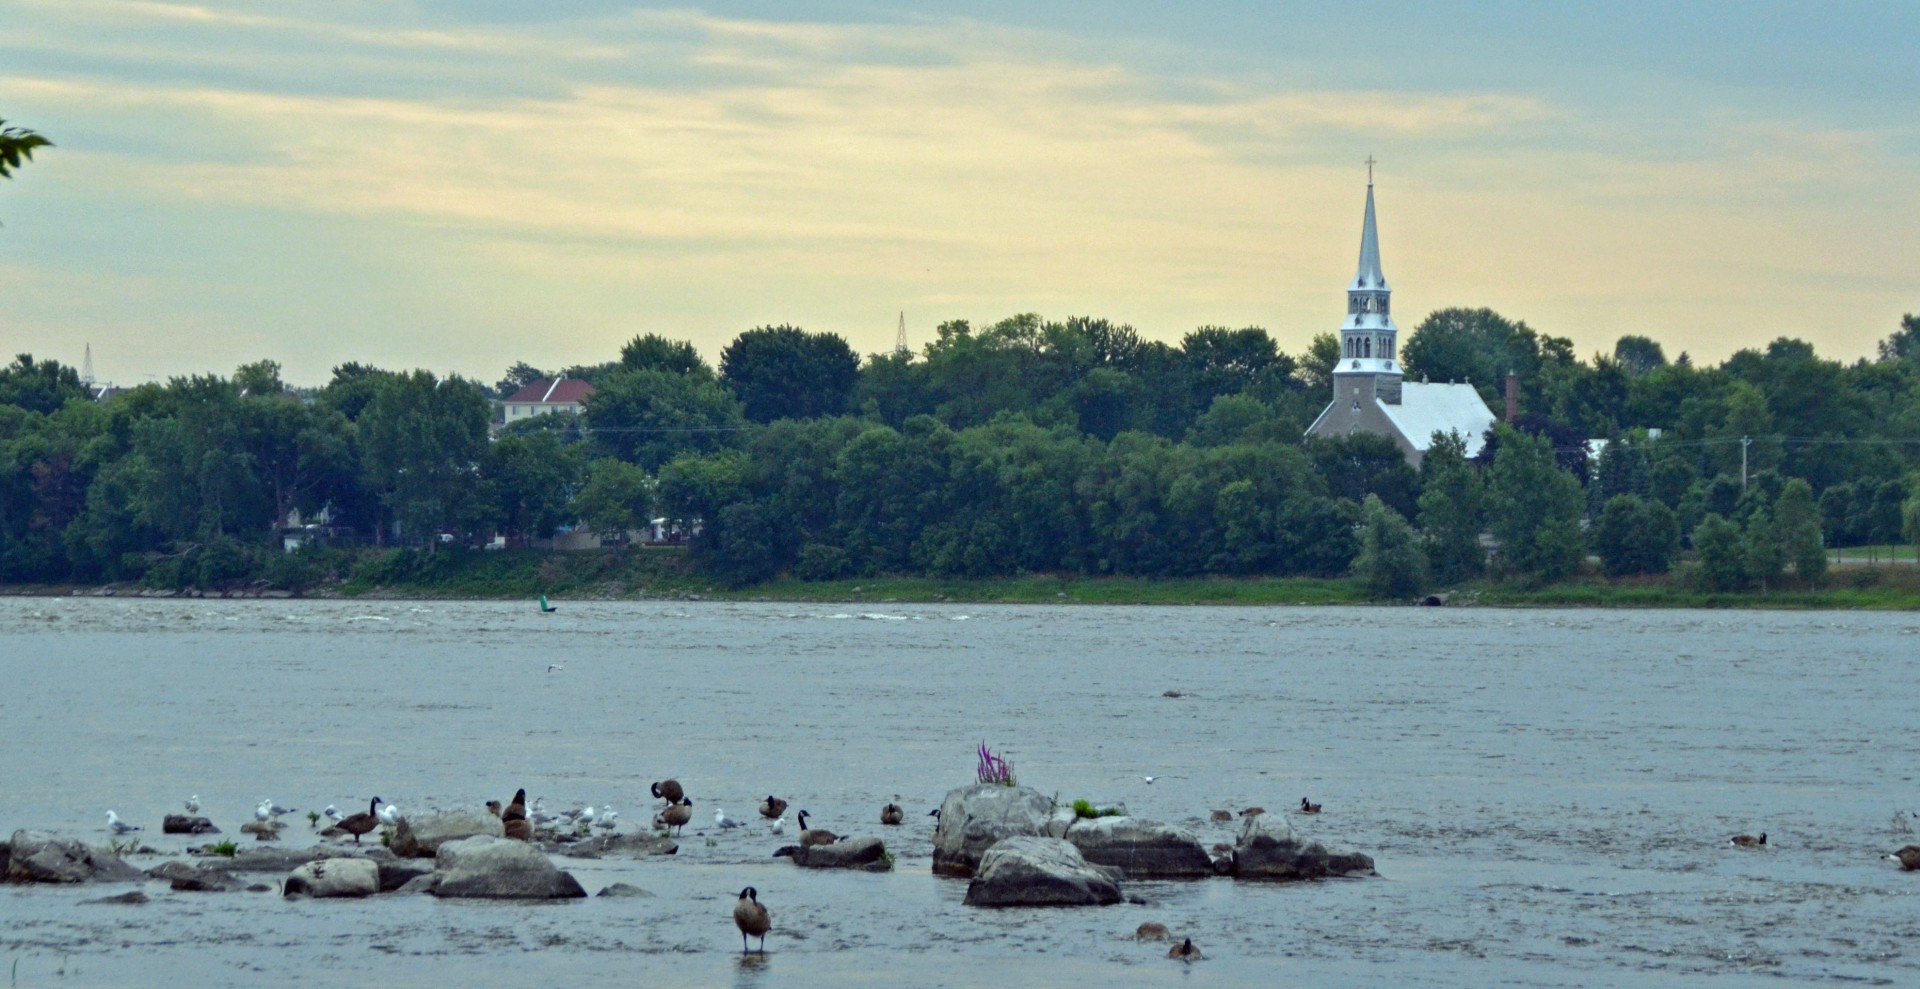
[1365,155,1376,185]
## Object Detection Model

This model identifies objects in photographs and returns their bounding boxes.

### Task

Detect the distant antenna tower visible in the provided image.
[894,311,908,356]
[81,343,95,386]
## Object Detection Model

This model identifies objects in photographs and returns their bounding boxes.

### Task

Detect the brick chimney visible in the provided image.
[1504,372,1518,423]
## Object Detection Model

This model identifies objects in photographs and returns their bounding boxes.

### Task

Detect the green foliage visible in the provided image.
[0,117,51,180]
[1417,431,1485,583]
[1070,800,1123,819]
[1773,478,1825,582]
[719,325,860,423]
[584,368,745,470]
[358,371,492,544]
[1592,494,1679,577]
[1353,494,1427,599]
[207,839,238,858]
[1693,513,1749,591]
[0,354,87,414]
[1745,504,1784,588]
[571,458,652,541]
[619,334,710,376]
[1485,426,1586,581]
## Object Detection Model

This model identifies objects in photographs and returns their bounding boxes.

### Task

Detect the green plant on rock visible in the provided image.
[208,839,238,857]
[1070,799,1122,819]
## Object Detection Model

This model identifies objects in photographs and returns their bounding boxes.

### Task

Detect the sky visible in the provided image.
[1,0,1915,388]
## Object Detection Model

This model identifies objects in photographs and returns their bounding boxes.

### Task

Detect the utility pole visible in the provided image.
[1741,435,1751,489]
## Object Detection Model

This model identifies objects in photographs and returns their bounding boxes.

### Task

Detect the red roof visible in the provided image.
[503,378,594,405]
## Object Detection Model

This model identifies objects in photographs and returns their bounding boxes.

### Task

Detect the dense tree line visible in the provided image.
[4,308,1920,593]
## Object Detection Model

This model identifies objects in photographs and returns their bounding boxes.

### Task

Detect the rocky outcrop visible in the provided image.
[147,860,244,892]
[596,883,653,898]
[547,831,679,859]
[162,815,221,835]
[1230,814,1376,881]
[963,836,1123,908]
[390,809,503,858]
[427,836,586,900]
[375,858,434,892]
[1060,816,1212,879]
[284,858,380,898]
[6,830,143,884]
[789,836,892,872]
[85,890,150,905]
[933,785,1056,877]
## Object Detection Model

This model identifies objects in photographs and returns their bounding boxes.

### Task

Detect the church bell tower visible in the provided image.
[1333,167,1402,406]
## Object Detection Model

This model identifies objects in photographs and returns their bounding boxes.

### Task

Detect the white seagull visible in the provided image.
[184,795,200,814]
[106,810,141,834]
[715,808,743,829]
[254,801,271,823]
[260,798,296,818]
[323,804,343,821]
[596,807,619,830]
[376,802,400,827]
[769,815,787,834]
[578,806,597,825]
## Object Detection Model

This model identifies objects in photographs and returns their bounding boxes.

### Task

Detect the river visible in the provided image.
[3,598,1917,987]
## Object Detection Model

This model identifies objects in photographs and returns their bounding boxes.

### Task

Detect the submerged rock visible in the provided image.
[162,815,221,835]
[963,836,1123,908]
[933,784,1056,877]
[1060,816,1212,879]
[390,809,504,858]
[284,858,380,898]
[547,830,679,860]
[596,882,654,898]
[428,836,586,900]
[85,890,150,905]
[5,830,144,884]
[789,835,892,872]
[1230,813,1376,881]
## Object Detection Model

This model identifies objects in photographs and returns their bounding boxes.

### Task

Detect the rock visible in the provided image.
[962,836,1124,908]
[221,846,393,873]
[1231,813,1376,881]
[395,874,437,895]
[85,890,150,905]
[162,815,221,835]
[239,821,282,838]
[6,830,144,884]
[548,831,679,859]
[789,836,892,872]
[932,784,1057,877]
[596,883,654,898]
[173,870,245,893]
[284,858,380,898]
[390,809,504,859]
[427,836,586,900]
[375,859,434,892]
[1061,816,1212,879]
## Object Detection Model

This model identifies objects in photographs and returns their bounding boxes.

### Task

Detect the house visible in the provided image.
[1305,176,1498,469]
[500,378,594,423]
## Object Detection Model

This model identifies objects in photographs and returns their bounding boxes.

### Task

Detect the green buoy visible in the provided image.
[539,594,556,613]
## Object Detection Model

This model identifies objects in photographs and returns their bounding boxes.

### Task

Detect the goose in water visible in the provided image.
[881,803,904,826]
[335,797,382,843]
[376,802,400,827]
[796,810,838,847]
[651,779,684,805]
[1167,937,1202,961]
[1731,832,1767,847]
[1299,798,1322,814]
[184,795,200,814]
[758,795,788,819]
[106,810,140,834]
[733,887,771,954]
[715,808,744,829]
[1887,845,1920,870]
[660,798,692,836]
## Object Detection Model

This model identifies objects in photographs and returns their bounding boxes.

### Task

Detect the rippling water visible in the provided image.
[4,598,1919,987]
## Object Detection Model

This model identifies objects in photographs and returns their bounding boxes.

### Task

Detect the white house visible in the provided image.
[501,378,594,423]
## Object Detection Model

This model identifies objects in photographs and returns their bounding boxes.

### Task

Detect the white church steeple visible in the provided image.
[1333,166,1402,403]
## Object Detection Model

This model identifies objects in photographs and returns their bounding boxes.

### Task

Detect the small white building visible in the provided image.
[501,378,594,423]
[1305,177,1497,469]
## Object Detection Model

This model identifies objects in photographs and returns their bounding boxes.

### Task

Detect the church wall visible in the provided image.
[1306,386,1423,469]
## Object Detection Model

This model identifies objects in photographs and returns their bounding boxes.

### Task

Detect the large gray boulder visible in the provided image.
[284,858,379,898]
[6,830,143,884]
[789,836,892,872]
[390,809,503,858]
[933,785,1056,877]
[963,836,1124,908]
[1231,814,1376,881]
[1061,816,1212,879]
[428,836,586,900]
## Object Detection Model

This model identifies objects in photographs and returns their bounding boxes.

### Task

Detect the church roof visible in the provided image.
[1348,182,1390,293]
[1377,382,1496,457]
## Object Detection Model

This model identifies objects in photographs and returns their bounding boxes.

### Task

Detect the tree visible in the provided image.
[494,362,548,397]
[1307,433,1419,519]
[1903,492,1920,556]
[1296,332,1341,399]
[0,355,87,414]
[1592,494,1679,576]
[1613,335,1667,376]
[232,359,285,397]
[1772,478,1825,582]
[1744,504,1783,589]
[0,118,50,180]
[571,458,652,542]
[1353,494,1427,599]
[584,368,747,470]
[1692,512,1748,591]
[1417,431,1485,583]
[1877,314,1919,363]
[1484,425,1585,581]
[479,432,581,544]
[720,325,860,423]
[619,334,710,376]
[356,371,491,544]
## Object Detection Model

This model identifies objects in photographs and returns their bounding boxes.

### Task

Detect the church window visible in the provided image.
[1363,338,1372,358]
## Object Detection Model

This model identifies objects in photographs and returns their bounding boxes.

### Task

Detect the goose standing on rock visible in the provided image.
[335,797,382,843]
[758,795,788,819]
[733,887,771,954]
[881,803,904,826]
[797,810,838,847]
[652,779,684,805]
[661,798,692,836]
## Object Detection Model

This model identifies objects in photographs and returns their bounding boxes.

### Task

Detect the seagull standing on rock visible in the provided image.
[184,795,200,814]
[106,810,140,834]
[260,799,296,819]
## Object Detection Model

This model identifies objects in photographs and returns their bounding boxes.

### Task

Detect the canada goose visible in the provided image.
[105,810,140,834]
[502,789,528,823]
[759,795,789,819]
[485,800,504,818]
[661,798,693,836]
[1135,922,1170,940]
[1887,845,1920,870]
[335,797,382,843]
[1731,832,1767,847]
[881,803,904,826]
[1240,807,1266,818]
[1300,798,1322,814]
[797,810,838,847]
[733,887,771,953]
[1210,810,1233,822]
[1167,937,1202,961]
[504,818,534,841]
[652,779,684,805]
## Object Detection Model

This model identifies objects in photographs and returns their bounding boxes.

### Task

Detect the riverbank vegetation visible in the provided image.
[5,309,1920,607]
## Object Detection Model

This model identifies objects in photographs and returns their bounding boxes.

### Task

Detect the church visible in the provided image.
[1304,176,1496,469]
